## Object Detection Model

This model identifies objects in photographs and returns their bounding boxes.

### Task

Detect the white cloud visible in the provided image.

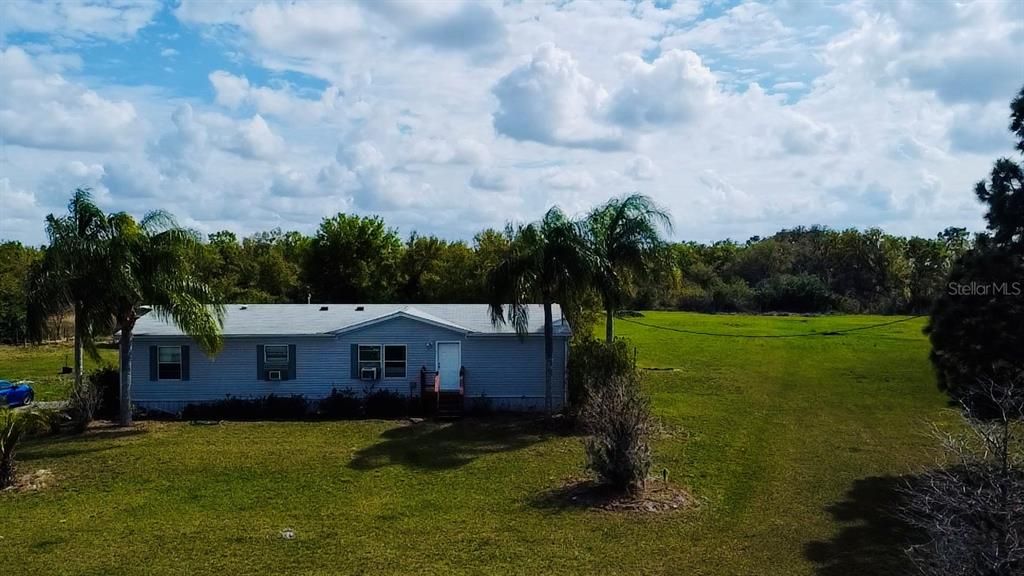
[0,0,161,41]
[0,47,140,151]
[152,104,209,179]
[0,178,40,219]
[469,166,512,191]
[226,114,285,160]
[492,43,623,150]
[541,168,595,190]
[101,161,164,199]
[208,70,351,124]
[625,156,659,181]
[402,137,489,166]
[608,49,719,128]
[1,0,1012,245]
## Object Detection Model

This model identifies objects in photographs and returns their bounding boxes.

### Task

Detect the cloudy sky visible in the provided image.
[1,0,1022,245]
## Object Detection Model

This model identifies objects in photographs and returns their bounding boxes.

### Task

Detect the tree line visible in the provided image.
[0,218,974,344]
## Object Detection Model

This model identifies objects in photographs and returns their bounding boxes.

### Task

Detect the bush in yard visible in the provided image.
[318,388,362,419]
[364,389,407,419]
[582,373,653,495]
[66,371,100,432]
[1,407,51,488]
[567,337,636,415]
[89,367,120,421]
[900,379,1024,575]
[182,394,309,421]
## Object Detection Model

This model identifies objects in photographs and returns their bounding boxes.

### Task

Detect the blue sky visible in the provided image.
[1,0,1022,245]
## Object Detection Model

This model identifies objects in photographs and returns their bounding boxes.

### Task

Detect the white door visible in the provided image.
[436,342,461,391]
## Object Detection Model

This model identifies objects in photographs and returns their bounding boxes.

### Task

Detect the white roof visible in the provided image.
[133,304,571,337]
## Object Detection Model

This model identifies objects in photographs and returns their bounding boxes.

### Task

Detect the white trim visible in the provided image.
[157,345,183,381]
[331,310,469,336]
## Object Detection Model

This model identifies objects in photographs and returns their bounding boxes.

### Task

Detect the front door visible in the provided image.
[436,342,461,391]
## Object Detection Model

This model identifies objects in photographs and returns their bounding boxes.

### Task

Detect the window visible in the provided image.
[384,345,406,378]
[264,344,289,366]
[158,346,182,380]
[358,345,381,375]
[357,345,406,379]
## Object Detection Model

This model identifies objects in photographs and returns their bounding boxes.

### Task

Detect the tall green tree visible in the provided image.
[27,189,114,397]
[0,242,41,343]
[928,84,1024,410]
[486,208,594,414]
[105,211,224,426]
[306,214,402,302]
[586,194,672,341]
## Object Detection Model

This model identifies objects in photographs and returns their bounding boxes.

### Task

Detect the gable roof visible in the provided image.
[133,304,571,337]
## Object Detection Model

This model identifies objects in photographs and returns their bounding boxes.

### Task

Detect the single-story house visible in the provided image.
[131,303,570,414]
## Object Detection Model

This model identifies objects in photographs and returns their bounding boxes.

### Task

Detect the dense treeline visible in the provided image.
[194,221,973,315]
[0,221,971,343]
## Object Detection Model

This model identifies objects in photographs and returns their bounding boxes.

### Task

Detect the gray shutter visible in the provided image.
[288,344,296,380]
[257,344,265,380]
[149,346,158,381]
[350,344,359,378]
[181,346,190,381]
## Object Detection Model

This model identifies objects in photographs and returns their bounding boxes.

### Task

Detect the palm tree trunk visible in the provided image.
[119,321,134,427]
[543,302,553,415]
[73,301,84,394]
[605,306,614,342]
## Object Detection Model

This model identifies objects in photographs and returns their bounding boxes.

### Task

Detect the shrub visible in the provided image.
[318,388,362,419]
[88,367,120,421]
[674,283,713,312]
[900,379,1024,575]
[364,389,407,419]
[710,279,755,312]
[581,373,653,495]
[66,375,100,432]
[182,394,309,421]
[567,338,636,414]
[0,407,51,488]
[755,273,834,313]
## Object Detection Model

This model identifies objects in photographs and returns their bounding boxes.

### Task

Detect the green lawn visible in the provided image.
[0,343,117,401]
[1,313,955,575]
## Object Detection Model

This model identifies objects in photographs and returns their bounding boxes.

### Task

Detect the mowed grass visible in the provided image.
[0,343,117,401]
[1,313,956,575]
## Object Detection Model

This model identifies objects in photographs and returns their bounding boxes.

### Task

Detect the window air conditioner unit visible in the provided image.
[267,370,283,381]
[360,367,378,380]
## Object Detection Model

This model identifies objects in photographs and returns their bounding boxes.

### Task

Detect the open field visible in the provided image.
[0,343,118,401]
[1,313,956,575]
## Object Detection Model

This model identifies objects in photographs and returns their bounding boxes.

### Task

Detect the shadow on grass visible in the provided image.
[20,426,147,462]
[804,475,922,576]
[349,416,567,471]
[531,478,691,514]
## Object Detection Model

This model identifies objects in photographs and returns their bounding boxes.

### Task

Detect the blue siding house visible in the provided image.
[130,304,570,413]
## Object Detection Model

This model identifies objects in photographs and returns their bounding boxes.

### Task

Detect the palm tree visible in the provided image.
[27,189,115,398]
[105,211,224,426]
[0,408,50,488]
[486,207,594,414]
[586,194,672,342]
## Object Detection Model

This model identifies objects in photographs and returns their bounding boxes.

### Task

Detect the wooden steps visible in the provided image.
[436,391,464,418]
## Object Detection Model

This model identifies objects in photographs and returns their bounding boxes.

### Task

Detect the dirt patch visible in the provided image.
[3,468,56,493]
[534,477,694,513]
